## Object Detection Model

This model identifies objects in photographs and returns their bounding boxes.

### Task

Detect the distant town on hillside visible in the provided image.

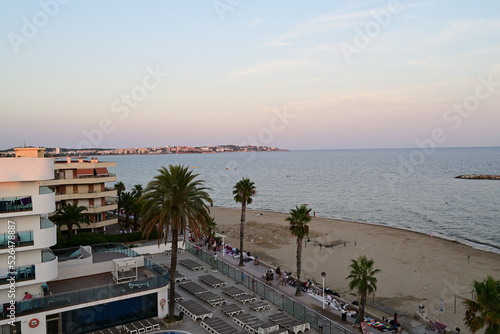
[0,145,288,157]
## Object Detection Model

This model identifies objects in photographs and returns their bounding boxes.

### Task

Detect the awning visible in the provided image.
[77,169,94,176]
[95,167,109,176]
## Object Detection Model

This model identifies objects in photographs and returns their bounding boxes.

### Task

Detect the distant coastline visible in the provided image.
[0,145,289,157]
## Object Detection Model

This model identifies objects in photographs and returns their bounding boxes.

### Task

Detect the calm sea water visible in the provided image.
[96,147,500,251]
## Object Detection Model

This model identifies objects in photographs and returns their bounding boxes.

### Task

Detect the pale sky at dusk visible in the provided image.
[1,1,499,150]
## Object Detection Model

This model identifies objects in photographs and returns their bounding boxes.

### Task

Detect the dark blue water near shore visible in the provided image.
[97,147,500,251]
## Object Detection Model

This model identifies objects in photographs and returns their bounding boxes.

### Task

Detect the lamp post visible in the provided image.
[321,272,326,309]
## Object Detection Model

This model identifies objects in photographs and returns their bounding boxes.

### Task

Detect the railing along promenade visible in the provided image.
[185,241,352,334]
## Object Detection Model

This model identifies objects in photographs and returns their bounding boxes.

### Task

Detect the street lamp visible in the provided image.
[321,272,326,309]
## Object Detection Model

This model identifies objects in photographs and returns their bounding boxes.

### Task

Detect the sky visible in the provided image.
[1,0,499,150]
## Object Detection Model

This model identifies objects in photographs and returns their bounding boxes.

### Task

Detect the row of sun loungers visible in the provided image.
[177,299,213,321]
[220,303,245,316]
[248,300,271,312]
[222,286,257,303]
[221,286,248,297]
[123,318,161,334]
[201,317,247,334]
[197,291,226,306]
[268,312,310,334]
[179,259,206,271]
[233,313,284,334]
[180,281,209,295]
[199,274,227,287]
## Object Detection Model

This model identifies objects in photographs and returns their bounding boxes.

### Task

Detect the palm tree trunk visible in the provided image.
[67,225,72,240]
[168,227,179,318]
[295,237,302,296]
[133,215,138,231]
[360,293,366,330]
[239,202,246,267]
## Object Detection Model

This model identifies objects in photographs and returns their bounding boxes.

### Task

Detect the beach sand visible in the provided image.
[210,207,500,332]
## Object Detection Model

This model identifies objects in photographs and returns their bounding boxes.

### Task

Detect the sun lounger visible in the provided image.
[248,300,271,312]
[268,312,310,334]
[123,322,138,334]
[177,300,213,321]
[179,281,209,295]
[197,291,226,306]
[246,320,280,334]
[220,303,244,316]
[234,293,257,304]
[174,291,184,302]
[199,274,227,288]
[144,318,160,331]
[201,317,246,334]
[233,313,260,328]
[221,286,247,297]
[137,320,152,332]
[179,259,205,271]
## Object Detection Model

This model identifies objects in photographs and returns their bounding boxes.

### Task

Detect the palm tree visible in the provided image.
[141,164,212,319]
[114,181,126,215]
[120,191,136,229]
[347,255,381,328]
[204,217,219,249]
[233,178,256,266]
[131,184,143,198]
[463,275,500,334]
[286,204,312,296]
[131,184,144,230]
[52,202,91,239]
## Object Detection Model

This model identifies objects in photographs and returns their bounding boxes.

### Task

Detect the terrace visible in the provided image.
[1,244,168,320]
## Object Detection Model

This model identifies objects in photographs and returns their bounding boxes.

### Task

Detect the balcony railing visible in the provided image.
[0,230,34,249]
[0,264,35,285]
[0,196,32,213]
[42,249,56,263]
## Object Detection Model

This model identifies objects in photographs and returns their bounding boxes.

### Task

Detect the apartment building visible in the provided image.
[40,156,118,235]
[0,147,58,332]
[0,148,168,333]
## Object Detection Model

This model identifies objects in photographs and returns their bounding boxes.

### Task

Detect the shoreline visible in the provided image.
[215,206,500,255]
[209,206,500,333]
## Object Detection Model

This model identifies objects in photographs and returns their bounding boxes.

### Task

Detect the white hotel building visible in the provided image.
[0,148,168,334]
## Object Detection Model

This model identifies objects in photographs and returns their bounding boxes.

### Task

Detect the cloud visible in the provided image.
[246,18,262,28]
[265,40,292,47]
[234,59,308,76]
[262,77,325,88]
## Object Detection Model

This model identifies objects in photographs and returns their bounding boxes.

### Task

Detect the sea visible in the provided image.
[96,147,500,253]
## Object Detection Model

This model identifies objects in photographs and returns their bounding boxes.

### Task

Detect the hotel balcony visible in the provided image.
[42,174,117,186]
[55,189,117,201]
[0,219,56,254]
[0,249,57,288]
[0,187,55,219]
[84,204,117,214]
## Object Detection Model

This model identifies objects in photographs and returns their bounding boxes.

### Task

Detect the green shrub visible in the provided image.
[66,232,107,247]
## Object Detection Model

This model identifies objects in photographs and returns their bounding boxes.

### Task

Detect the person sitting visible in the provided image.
[23,292,32,300]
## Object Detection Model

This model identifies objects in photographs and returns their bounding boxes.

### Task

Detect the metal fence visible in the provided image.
[186,242,352,334]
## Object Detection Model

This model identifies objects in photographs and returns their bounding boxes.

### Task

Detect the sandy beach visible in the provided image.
[209,207,500,332]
